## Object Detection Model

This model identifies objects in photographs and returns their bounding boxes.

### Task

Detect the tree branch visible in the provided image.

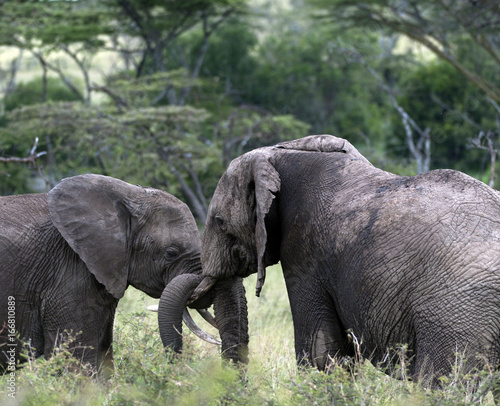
[59,44,93,105]
[0,136,52,187]
[30,50,85,102]
[0,137,46,164]
[469,130,498,188]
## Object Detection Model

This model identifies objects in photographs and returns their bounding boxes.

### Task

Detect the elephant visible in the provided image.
[191,134,500,387]
[0,174,247,375]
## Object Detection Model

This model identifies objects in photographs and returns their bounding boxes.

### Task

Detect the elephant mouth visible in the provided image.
[188,276,218,304]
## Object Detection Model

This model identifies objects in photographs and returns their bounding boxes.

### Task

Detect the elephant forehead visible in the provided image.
[225,148,274,176]
[140,201,198,241]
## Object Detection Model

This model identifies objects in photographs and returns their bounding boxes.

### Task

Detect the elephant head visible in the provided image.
[47,174,217,355]
[193,135,362,297]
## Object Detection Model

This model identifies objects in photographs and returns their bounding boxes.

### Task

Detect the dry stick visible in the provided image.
[0,137,46,164]
[0,137,52,187]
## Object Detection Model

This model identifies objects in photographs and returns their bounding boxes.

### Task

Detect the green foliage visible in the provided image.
[2,0,499,200]
[0,1,113,48]
[0,101,211,193]
[194,16,259,92]
[239,11,392,146]
[391,59,498,175]
[4,76,81,111]
[305,0,500,103]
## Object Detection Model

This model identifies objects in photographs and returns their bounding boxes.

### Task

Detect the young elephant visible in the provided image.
[192,134,500,386]
[0,174,243,374]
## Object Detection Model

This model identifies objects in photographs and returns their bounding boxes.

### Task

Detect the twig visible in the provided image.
[0,137,53,187]
[0,137,47,164]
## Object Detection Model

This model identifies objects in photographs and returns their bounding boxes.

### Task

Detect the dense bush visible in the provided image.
[4,76,81,111]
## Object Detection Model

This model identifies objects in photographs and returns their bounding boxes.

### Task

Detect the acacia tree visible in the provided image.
[0,0,259,218]
[106,0,247,105]
[0,1,114,105]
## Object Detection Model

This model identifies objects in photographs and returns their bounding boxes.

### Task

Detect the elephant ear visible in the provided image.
[48,174,136,299]
[251,153,280,297]
[275,134,372,165]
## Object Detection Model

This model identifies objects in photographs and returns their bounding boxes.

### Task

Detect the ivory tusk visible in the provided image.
[183,309,221,345]
[149,304,218,337]
[196,309,218,329]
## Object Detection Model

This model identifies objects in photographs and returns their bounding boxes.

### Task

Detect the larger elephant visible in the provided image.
[192,134,500,385]
[0,174,246,374]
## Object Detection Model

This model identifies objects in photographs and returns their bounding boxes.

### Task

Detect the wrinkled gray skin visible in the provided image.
[195,134,500,386]
[0,174,243,374]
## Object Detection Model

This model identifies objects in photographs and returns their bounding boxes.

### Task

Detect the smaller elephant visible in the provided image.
[0,174,227,374]
[192,134,500,388]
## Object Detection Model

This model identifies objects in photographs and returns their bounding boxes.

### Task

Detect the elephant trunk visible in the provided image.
[160,273,249,364]
[158,273,211,353]
[190,276,217,303]
[212,276,249,364]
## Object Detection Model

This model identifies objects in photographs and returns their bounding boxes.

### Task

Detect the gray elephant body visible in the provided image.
[0,174,206,373]
[197,135,500,384]
[275,150,500,377]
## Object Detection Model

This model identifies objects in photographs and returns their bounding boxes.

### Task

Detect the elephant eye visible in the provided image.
[214,216,226,231]
[165,247,180,259]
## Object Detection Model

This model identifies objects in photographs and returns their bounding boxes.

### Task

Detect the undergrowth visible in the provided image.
[1,266,497,405]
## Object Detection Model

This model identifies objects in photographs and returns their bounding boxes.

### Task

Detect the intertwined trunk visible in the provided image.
[158,274,248,363]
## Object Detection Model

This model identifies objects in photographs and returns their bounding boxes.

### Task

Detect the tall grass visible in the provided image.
[1,265,497,405]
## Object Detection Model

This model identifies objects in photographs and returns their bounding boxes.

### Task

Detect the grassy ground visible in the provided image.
[0,265,497,405]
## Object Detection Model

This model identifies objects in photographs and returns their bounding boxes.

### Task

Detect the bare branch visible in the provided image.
[30,50,85,102]
[90,84,129,111]
[469,130,498,188]
[431,94,482,128]
[1,49,24,99]
[0,136,53,187]
[0,137,46,164]
[59,44,93,105]
[156,146,208,223]
[488,97,500,116]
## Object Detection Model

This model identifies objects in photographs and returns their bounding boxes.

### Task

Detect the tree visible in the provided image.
[308,0,500,102]
[0,1,116,105]
[4,76,82,111]
[106,0,248,105]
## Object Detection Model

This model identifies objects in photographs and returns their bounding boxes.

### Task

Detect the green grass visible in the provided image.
[1,265,497,405]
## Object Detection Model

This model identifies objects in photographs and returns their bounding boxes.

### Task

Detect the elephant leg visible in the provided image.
[97,318,115,379]
[412,324,483,388]
[285,278,352,371]
[41,296,117,374]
